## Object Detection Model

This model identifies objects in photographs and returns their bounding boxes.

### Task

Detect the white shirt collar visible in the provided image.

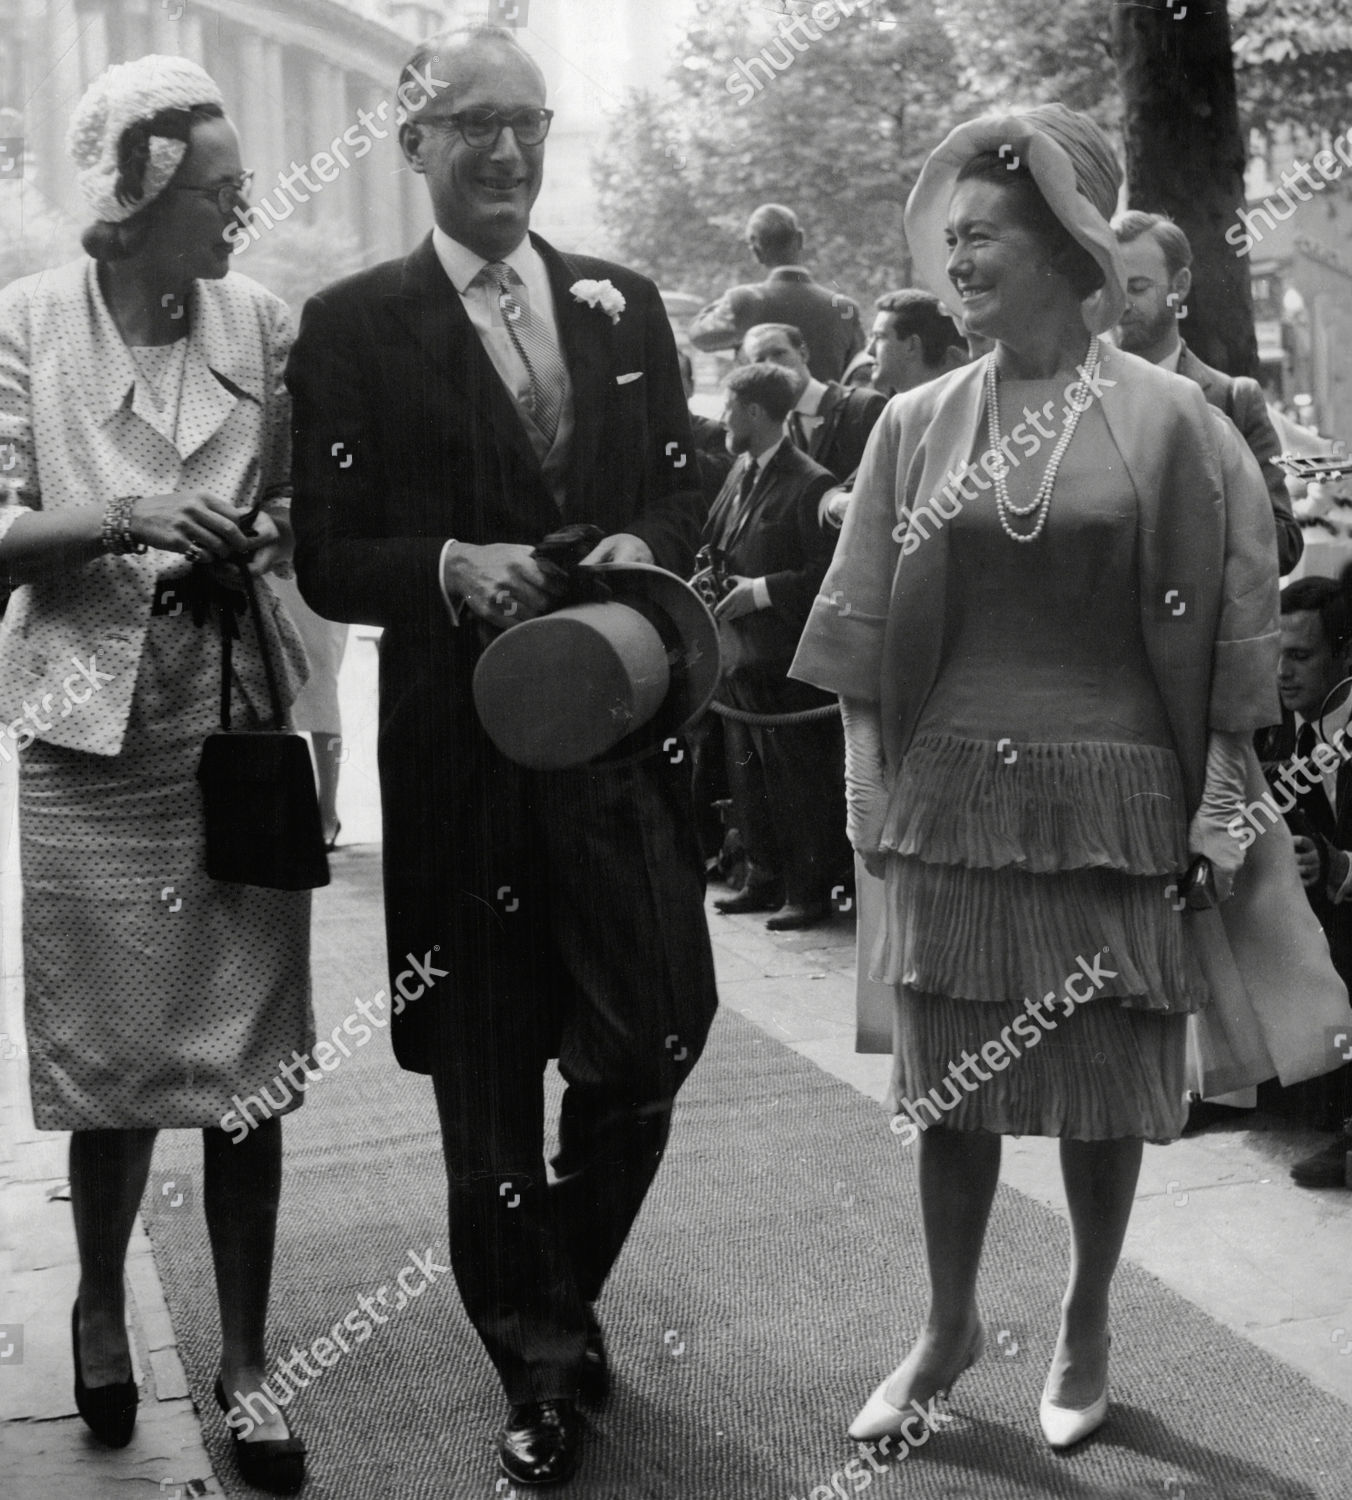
[1296,695,1352,743]
[1157,341,1184,374]
[751,433,786,470]
[431,227,538,295]
[796,377,828,415]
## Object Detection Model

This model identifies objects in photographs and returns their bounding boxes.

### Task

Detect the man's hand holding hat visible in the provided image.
[443,541,565,629]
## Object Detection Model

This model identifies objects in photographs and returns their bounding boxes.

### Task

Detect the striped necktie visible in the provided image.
[478,260,567,444]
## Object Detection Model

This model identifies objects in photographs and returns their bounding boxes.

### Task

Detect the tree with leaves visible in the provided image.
[1113,0,1256,374]
[593,0,1351,329]
[593,1,964,305]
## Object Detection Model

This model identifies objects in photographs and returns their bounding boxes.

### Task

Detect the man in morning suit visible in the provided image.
[742,322,886,485]
[688,203,863,382]
[1112,210,1302,575]
[286,24,718,1487]
[706,362,845,932]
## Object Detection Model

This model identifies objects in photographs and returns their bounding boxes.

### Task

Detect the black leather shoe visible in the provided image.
[214,1377,306,1494]
[765,901,829,932]
[72,1302,138,1448]
[499,1399,580,1486]
[714,884,784,915]
[578,1318,610,1408]
[1180,1098,1253,1136]
[1290,1129,1352,1188]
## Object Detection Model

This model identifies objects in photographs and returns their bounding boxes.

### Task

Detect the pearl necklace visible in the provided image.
[984,336,1101,543]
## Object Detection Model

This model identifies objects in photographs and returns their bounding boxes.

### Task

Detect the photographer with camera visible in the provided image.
[702,362,845,931]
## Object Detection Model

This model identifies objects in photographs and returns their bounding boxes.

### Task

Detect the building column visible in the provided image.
[148,1,181,56]
[29,0,86,222]
[176,11,206,66]
[78,6,109,86]
[238,33,286,191]
[235,31,269,179]
[360,81,405,261]
[304,57,359,243]
[122,0,152,61]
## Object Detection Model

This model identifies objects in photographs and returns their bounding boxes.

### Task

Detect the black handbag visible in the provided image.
[196,565,330,891]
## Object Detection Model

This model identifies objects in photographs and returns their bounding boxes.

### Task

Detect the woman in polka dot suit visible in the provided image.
[0,58,311,1492]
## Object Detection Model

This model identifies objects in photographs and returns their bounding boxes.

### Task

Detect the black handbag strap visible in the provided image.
[217,566,286,732]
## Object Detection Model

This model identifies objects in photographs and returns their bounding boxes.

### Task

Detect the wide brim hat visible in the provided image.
[472,562,721,770]
[904,105,1127,337]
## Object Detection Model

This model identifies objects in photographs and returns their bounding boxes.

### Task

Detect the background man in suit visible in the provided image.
[705,363,844,932]
[676,347,733,514]
[286,23,718,1487]
[1254,576,1352,1185]
[688,204,863,382]
[866,289,968,398]
[821,290,970,528]
[742,322,886,485]
[1112,210,1303,575]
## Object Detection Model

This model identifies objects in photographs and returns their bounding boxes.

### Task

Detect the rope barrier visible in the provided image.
[706,699,841,727]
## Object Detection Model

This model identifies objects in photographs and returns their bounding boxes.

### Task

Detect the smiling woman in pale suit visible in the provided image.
[0,56,310,1493]
[792,104,1289,1453]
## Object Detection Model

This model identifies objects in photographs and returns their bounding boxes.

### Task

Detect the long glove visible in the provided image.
[1187,729,1250,901]
[841,698,890,878]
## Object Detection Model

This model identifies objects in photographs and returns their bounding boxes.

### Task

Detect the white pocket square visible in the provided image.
[616,371,644,385]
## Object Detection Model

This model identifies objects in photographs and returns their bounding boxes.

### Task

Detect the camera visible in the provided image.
[690,544,734,610]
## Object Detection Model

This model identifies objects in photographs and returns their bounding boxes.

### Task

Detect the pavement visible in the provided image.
[3,632,1351,1497]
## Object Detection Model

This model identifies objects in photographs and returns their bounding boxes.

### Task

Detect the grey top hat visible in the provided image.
[472,562,721,770]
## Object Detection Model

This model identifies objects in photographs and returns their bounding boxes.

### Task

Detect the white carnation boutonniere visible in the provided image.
[570,278,626,325]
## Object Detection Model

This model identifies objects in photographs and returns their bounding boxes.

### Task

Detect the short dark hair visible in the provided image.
[1282,574,1351,654]
[725,362,799,424]
[743,322,806,355]
[80,101,226,263]
[1112,210,1193,280]
[874,289,964,367]
[954,151,1105,301]
[397,22,543,119]
[747,203,801,259]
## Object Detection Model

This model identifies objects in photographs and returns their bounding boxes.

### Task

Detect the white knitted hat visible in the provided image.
[66,55,225,224]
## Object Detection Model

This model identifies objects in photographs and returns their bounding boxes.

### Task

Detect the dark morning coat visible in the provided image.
[795,381,888,483]
[703,440,837,679]
[286,232,716,1073]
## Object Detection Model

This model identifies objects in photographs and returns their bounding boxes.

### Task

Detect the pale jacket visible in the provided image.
[0,259,306,755]
[791,347,1352,1080]
[790,343,1281,809]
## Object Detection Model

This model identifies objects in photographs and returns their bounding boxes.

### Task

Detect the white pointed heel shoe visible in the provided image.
[1038,1334,1110,1449]
[847,1322,985,1442]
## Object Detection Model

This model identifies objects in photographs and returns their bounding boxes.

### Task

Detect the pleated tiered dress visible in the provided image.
[876,396,1206,1142]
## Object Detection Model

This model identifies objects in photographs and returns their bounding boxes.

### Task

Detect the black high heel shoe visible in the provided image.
[71,1302,138,1447]
[214,1377,306,1494]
